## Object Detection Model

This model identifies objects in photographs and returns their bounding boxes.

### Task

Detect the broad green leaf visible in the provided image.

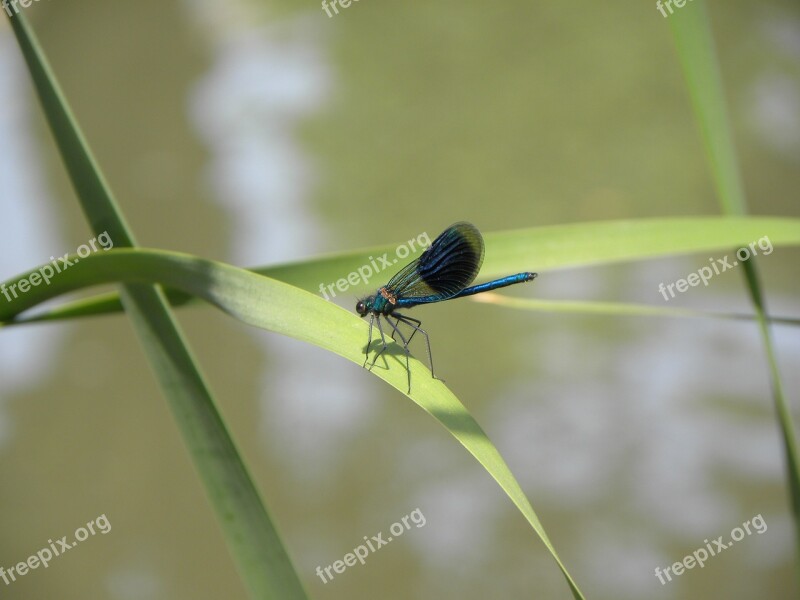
[8,216,800,325]
[0,249,586,600]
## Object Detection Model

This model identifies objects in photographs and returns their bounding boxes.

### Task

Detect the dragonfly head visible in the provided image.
[355,297,371,317]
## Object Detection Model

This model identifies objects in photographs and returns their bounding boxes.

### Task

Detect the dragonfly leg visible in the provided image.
[385,315,412,394]
[367,315,389,371]
[362,314,375,368]
[395,314,443,384]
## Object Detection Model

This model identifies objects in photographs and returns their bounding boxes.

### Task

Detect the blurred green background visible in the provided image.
[1,0,798,598]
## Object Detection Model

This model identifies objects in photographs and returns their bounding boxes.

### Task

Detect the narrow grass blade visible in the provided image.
[669,0,800,570]
[472,293,800,326]
[668,1,746,215]
[5,12,306,599]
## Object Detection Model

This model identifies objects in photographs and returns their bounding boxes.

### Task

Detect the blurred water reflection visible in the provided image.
[0,1,798,599]
[0,33,67,445]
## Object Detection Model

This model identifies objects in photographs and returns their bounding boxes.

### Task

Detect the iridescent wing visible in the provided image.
[386,222,484,306]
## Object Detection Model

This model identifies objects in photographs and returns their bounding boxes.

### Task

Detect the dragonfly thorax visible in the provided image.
[356,288,397,317]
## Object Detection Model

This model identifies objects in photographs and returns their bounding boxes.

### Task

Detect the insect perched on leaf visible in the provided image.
[356,222,537,393]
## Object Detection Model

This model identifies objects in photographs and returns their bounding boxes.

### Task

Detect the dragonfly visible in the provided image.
[355,222,537,392]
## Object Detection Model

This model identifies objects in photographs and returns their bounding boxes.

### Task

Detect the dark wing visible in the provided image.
[386,222,484,305]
